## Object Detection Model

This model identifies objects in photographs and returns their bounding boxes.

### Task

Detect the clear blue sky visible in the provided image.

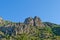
[0,0,60,24]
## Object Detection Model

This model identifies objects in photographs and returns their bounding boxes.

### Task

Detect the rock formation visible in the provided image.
[24,16,45,27]
[34,16,45,27]
[24,17,34,26]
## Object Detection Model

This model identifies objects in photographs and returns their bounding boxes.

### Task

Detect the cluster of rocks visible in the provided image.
[24,16,44,27]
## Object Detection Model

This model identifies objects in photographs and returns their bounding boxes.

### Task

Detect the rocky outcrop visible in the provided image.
[34,16,45,27]
[24,17,34,26]
[34,16,41,26]
[24,16,45,27]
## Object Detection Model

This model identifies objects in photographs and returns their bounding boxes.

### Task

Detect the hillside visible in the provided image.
[0,16,60,40]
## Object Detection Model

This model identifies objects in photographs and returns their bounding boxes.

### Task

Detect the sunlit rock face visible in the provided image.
[24,17,34,26]
[34,16,41,26]
[34,16,45,27]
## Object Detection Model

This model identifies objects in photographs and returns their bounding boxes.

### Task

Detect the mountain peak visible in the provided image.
[24,16,44,27]
[24,17,34,26]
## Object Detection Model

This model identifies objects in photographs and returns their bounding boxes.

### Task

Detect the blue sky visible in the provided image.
[0,0,60,24]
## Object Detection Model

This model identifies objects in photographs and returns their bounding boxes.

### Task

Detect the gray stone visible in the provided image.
[24,17,34,26]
